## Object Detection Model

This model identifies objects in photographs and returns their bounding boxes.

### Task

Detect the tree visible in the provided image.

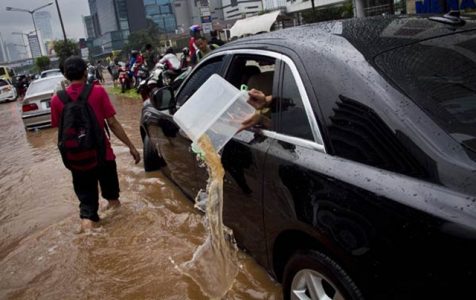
[35,56,50,71]
[53,39,80,67]
[123,19,162,54]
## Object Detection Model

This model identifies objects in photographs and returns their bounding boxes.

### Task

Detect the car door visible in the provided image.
[157,55,227,198]
[196,52,280,264]
[260,59,332,264]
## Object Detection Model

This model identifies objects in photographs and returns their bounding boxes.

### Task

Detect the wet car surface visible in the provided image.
[141,15,476,300]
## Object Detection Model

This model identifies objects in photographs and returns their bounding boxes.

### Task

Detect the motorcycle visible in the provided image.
[118,64,131,93]
[137,63,192,101]
[86,65,101,85]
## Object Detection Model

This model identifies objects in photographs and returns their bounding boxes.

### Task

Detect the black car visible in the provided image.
[140,14,476,300]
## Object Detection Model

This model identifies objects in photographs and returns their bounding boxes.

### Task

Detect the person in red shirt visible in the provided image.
[188,25,201,66]
[51,56,141,231]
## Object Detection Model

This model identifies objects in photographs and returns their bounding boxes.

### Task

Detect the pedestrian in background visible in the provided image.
[50,56,141,232]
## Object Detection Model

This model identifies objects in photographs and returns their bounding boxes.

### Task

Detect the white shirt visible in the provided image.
[159,54,181,71]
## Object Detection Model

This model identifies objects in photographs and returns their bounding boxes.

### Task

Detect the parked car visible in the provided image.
[140,14,476,300]
[21,74,65,130]
[40,68,62,78]
[0,78,18,103]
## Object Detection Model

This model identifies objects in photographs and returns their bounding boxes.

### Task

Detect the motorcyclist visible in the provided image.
[159,47,182,86]
[188,25,201,66]
[180,47,191,68]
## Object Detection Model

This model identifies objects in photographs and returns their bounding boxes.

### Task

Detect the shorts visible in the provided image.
[71,160,120,222]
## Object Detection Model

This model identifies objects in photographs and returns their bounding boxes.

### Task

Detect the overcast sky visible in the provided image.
[0,0,90,44]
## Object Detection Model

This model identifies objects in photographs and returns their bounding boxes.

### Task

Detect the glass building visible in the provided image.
[144,0,177,33]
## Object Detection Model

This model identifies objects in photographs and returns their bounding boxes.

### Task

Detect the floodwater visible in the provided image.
[0,92,282,299]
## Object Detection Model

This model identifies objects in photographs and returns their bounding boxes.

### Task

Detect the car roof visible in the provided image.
[41,69,60,74]
[221,14,476,60]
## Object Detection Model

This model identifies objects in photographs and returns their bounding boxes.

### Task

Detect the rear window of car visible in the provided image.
[375,31,476,151]
[0,79,8,87]
[26,77,63,97]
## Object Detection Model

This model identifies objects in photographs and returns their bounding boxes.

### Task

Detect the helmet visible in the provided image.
[190,25,201,33]
[182,47,189,56]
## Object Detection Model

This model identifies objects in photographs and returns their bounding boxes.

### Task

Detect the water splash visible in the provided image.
[177,135,240,299]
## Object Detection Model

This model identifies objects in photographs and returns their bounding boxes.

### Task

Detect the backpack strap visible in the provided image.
[77,84,94,103]
[57,90,72,105]
[56,84,94,104]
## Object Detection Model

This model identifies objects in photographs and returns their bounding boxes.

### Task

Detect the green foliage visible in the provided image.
[123,19,162,54]
[107,86,141,100]
[302,1,353,24]
[35,56,51,71]
[53,39,80,66]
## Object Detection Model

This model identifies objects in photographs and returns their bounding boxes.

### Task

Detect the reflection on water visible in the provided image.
[0,96,281,299]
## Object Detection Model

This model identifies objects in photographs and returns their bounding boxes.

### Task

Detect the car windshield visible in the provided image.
[26,77,63,97]
[41,70,62,78]
[375,31,476,152]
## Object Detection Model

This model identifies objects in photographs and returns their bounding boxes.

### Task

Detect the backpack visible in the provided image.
[56,84,106,172]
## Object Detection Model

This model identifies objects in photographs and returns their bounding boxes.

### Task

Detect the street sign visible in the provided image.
[202,22,213,34]
[201,16,212,23]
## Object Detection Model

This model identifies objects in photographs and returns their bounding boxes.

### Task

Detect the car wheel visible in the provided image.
[283,250,363,300]
[143,135,164,172]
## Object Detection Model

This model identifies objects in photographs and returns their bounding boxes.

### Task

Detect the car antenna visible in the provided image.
[429,10,466,26]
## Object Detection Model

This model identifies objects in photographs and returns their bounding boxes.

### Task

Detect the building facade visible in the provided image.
[221,0,263,20]
[263,0,287,11]
[87,0,147,55]
[144,0,178,33]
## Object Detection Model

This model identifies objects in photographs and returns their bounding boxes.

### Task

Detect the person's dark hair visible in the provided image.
[211,30,218,38]
[165,47,174,54]
[197,36,207,42]
[145,44,152,51]
[63,56,87,81]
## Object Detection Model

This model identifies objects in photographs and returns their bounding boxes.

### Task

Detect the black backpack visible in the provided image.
[57,84,106,172]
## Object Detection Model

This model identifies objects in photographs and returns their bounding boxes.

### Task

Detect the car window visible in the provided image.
[375,32,476,151]
[275,63,314,141]
[225,54,276,130]
[176,56,224,106]
[25,77,63,97]
[0,80,8,87]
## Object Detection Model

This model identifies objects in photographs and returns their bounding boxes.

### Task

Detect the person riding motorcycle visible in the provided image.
[188,25,201,66]
[159,47,182,86]
[180,47,191,68]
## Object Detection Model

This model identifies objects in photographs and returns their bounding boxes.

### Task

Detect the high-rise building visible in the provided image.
[86,0,147,55]
[262,0,287,11]
[6,43,22,61]
[172,0,224,34]
[144,0,177,33]
[221,0,263,20]
[34,11,54,41]
[172,0,198,33]
[83,15,97,39]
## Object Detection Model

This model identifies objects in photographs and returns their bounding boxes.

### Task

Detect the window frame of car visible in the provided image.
[211,48,326,154]
[174,54,230,107]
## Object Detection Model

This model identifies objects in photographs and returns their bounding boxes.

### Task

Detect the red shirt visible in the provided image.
[51,83,116,161]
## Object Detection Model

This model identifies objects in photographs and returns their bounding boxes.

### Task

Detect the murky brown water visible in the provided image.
[0,92,282,299]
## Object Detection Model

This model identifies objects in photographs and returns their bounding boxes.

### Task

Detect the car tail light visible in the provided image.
[22,103,38,112]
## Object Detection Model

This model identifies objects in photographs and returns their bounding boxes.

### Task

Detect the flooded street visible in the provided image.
[0,93,282,299]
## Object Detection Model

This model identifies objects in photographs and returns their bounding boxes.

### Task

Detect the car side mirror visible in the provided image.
[151,86,175,110]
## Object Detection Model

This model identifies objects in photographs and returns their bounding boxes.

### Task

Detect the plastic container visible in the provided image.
[173,74,255,152]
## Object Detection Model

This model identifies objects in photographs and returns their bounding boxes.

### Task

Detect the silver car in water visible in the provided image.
[0,79,17,103]
[21,74,65,130]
